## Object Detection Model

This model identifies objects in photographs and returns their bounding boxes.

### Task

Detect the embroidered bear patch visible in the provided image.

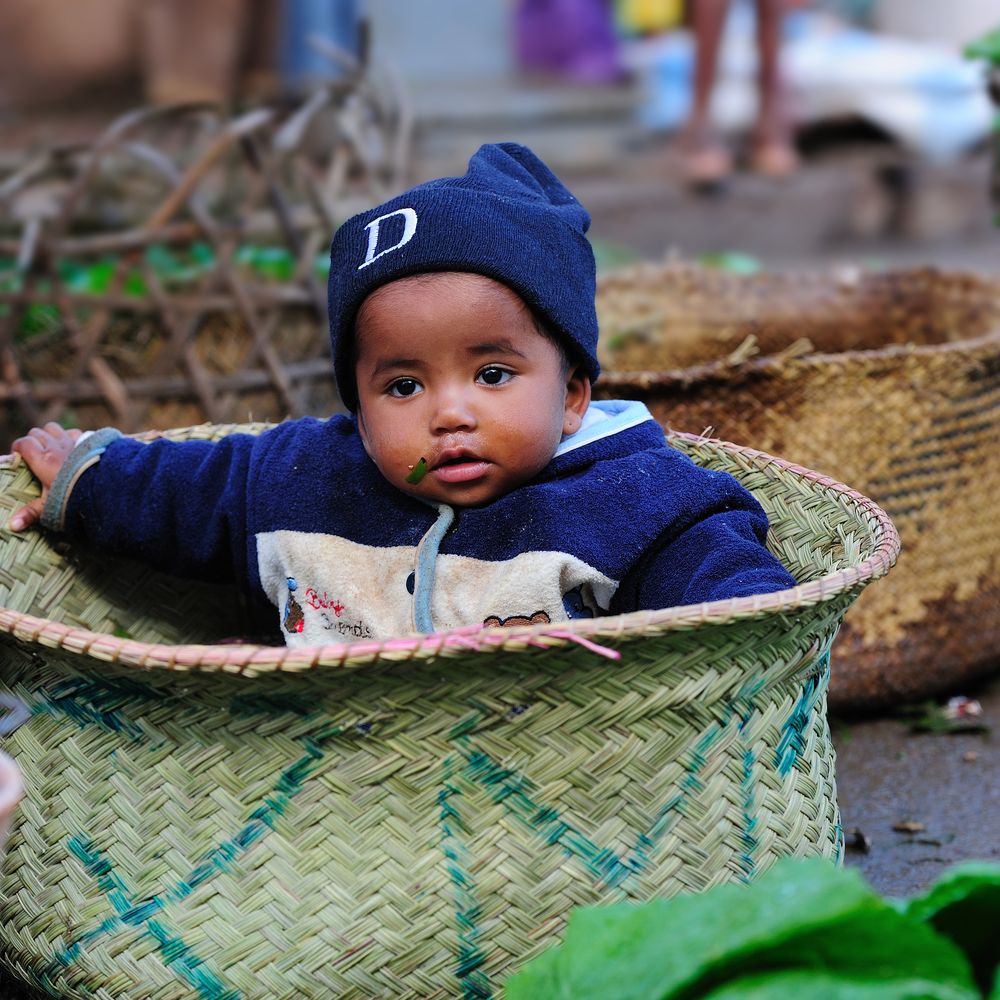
[482,610,551,628]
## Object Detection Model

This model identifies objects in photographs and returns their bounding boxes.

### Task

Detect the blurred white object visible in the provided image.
[623,5,994,162]
[943,695,984,719]
[0,751,24,853]
[873,0,999,51]
[787,13,994,162]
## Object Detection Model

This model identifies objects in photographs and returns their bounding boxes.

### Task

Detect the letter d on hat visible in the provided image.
[359,207,418,269]
[329,143,600,410]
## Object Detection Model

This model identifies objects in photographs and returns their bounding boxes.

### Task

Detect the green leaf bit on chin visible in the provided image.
[405,457,428,485]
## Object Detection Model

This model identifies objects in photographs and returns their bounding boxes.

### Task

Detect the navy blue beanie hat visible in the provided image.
[327,142,600,410]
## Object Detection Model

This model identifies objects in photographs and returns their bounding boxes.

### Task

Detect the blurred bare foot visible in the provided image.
[684,145,733,184]
[750,139,799,178]
[675,130,734,189]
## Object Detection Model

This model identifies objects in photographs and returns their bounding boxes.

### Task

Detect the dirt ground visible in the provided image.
[835,673,999,897]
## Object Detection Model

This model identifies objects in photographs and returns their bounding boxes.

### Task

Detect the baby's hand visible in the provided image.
[8,423,83,532]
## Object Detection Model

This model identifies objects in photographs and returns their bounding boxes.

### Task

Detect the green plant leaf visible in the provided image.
[965,27,1000,64]
[18,303,61,339]
[235,245,296,281]
[590,237,641,273]
[313,252,331,278]
[61,259,116,294]
[507,859,978,1000]
[903,863,1000,995]
[190,241,215,266]
[696,251,761,274]
[699,970,978,1000]
[899,700,991,735]
[506,947,563,1000]
[122,270,148,297]
[405,458,428,484]
[750,909,977,996]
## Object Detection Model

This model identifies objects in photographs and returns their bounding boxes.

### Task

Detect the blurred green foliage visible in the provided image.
[507,858,1000,1000]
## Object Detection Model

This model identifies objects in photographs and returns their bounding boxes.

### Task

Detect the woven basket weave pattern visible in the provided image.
[0,426,897,998]
[596,265,1000,710]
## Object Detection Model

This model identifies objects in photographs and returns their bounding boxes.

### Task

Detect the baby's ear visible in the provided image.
[355,406,373,456]
[562,366,591,436]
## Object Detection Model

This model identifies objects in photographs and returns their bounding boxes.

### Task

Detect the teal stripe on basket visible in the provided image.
[455,720,737,890]
[37,720,366,991]
[775,656,828,776]
[623,713,737,878]
[737,706,759,884]
[140,722,347,915]
[33,916,122,997]
[454,685,782,891]
[833,822,845,865]
[33,677,149,742]
[439,755,492,1000]
[47,836,240,1000]
[31,675,326,745]
[457,738,640,889]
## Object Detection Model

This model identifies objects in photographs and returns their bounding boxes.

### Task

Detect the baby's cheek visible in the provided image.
[369,441,412,487]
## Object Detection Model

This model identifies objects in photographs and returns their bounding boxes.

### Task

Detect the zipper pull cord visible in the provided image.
[412,503,455,633]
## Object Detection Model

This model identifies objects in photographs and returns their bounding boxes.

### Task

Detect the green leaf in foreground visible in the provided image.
[506,858,980,1000]
[505,946,561,999]
[902,863,1000,995]
[700,970,977,1000]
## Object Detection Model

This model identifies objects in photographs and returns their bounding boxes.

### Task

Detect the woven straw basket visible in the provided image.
[0,424,897,999]
[595,265,1000,712]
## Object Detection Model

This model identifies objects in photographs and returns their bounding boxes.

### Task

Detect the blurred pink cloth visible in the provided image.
[514,0,623,83]
[0,751,22,852]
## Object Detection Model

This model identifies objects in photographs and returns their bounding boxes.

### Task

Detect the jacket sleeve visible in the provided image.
[615,506,798,613]
[47,430,259,584]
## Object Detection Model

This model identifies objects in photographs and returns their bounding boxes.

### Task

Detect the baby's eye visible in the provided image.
[388,378,422,398]
[477,366,513,386]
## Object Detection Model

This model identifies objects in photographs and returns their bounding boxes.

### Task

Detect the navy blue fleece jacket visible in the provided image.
[44,401,796,642]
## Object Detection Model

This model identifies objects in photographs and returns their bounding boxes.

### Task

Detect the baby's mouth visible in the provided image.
[430,450,491,484]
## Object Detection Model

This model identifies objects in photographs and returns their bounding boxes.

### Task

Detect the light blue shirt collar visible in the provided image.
[554,399,658,458]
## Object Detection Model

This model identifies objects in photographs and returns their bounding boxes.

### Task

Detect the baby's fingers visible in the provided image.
[12,425,78,488]
[12,433,52,461]
[8,497,44,533]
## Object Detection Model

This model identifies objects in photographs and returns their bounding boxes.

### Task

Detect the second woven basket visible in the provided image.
[596,264,1000,711]
[0,425,896,999]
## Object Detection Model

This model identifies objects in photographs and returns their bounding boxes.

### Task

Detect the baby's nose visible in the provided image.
[431,388,477,432]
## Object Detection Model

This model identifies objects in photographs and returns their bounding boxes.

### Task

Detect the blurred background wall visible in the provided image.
[0,0,996,269]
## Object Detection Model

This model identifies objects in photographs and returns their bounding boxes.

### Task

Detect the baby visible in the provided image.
[9,143,795,643]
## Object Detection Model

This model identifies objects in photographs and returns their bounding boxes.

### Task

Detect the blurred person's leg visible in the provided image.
[680,0,734,184]
[749,0,799,176]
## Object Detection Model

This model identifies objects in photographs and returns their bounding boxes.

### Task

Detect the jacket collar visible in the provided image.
[544,399,664,478]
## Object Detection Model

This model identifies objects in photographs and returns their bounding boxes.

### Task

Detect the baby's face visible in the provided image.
[354,273,590,507]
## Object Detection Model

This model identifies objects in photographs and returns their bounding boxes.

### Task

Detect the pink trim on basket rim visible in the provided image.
[0,432,900,675]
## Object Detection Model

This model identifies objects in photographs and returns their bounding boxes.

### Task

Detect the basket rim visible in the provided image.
[597,321,1000,391]
[0,430,900,676]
